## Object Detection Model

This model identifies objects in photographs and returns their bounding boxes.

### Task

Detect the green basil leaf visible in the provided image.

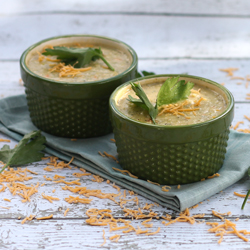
[43,46,114,70]
[130,82,158,124]
[0,131,46,173]
[157,77,194,107]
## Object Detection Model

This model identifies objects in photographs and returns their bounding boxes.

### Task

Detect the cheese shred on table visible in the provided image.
[41,193,60,203]
[2,154,249,246]
[0,139,11,142]
[64,208,70,216]
[36,214,53,220]
[207,217,250,243]
[21,214,35,224]
[234,191,250,198]
[100,230,106,246]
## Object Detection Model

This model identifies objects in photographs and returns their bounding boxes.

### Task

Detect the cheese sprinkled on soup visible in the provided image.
[27,44,131,83]
[117,81,227,126]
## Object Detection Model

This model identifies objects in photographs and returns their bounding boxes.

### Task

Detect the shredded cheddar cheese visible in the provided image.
[72,172,92,177]
[36,214,53,220]
[158,99,203,119]
[231,76,245,80]
[109,234,121,242]
[41,193,60,203]
[141,218,153,228]
[146,227,161,236]
[103,151,119,163]
[237,129,250,133]
[21,214,35,224]
[207,173,220,179]
[162,186,171,192]
[91,175,104,183]
[207,213,250,244]
[98,151,106,157]
[147,180,160,186]
[64,208,70,216]
[53,174,65,180]
[0,139,11,142]
[43,175,52,181]
[53,179,81,185]
[100,230,106,246]
[112,167,138,179]
[234,191,250,198]
[65,195,92,204]
[219,68,238,76]
[112,183,120,192]
[49,62,92,77]
[234,121,244,130]
[244,115,250,121]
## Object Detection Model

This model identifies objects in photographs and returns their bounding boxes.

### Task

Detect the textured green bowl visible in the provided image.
[109,74,234,185]
[20,35,138,138]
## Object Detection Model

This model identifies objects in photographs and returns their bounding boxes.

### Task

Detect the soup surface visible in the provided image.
[27,44,131,83]
[117,80,227,126]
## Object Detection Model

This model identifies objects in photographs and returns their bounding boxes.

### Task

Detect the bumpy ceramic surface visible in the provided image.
[110,74,234,185]
[25,88,111,138]
[20,35,138,138]
[114,128,229,185]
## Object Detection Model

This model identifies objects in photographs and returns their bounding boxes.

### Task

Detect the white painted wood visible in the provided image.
[1,60,250,104]
[1,15,250,60]
[1,218,250,250]
[2,0,250,16]
[0,160,250,218]
[1,1,250,248]
[0,159,250,249]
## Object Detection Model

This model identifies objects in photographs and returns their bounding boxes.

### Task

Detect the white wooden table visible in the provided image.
[1,1,250,249]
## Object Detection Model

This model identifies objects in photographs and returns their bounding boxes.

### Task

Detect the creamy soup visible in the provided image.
[117,80,227,126]
[27,44,131,83]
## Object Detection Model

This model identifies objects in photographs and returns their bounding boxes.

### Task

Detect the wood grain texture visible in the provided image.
[1,1,250,249]
[2,0,250,16]
[0,160,250,250]
[1,15,250,60]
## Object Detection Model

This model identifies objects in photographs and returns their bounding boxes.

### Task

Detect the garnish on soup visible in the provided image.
[128,77,194,124]
[43,46,114,70]
[27,43,131,82]
[118,77,227,125]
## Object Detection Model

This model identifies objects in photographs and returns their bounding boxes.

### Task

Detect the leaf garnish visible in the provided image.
[43,46,114,71]
[128,95,148,110]
[157,77,194,107]
[129,82,158,124]
[136,70,156,78]
[0,131,46,173]
[128,76,194,124]
[241,166,250,209]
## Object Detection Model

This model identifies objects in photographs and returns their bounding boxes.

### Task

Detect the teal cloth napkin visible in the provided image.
[0,94,249,212]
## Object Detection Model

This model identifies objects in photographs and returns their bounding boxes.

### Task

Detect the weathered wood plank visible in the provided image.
[1,60,250,103]
[1,15,250,59]
[1,2,250,248]
[0,216,250,249]
[2,0,250,16]
[0,147,249,219]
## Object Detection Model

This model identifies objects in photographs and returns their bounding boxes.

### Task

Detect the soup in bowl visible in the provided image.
[109,74,234,185]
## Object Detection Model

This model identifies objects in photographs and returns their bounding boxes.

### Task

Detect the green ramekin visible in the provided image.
[109,74,234,185]
[20,35,138,138]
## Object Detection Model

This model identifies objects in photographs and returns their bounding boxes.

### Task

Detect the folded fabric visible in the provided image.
[0,94,249,211]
